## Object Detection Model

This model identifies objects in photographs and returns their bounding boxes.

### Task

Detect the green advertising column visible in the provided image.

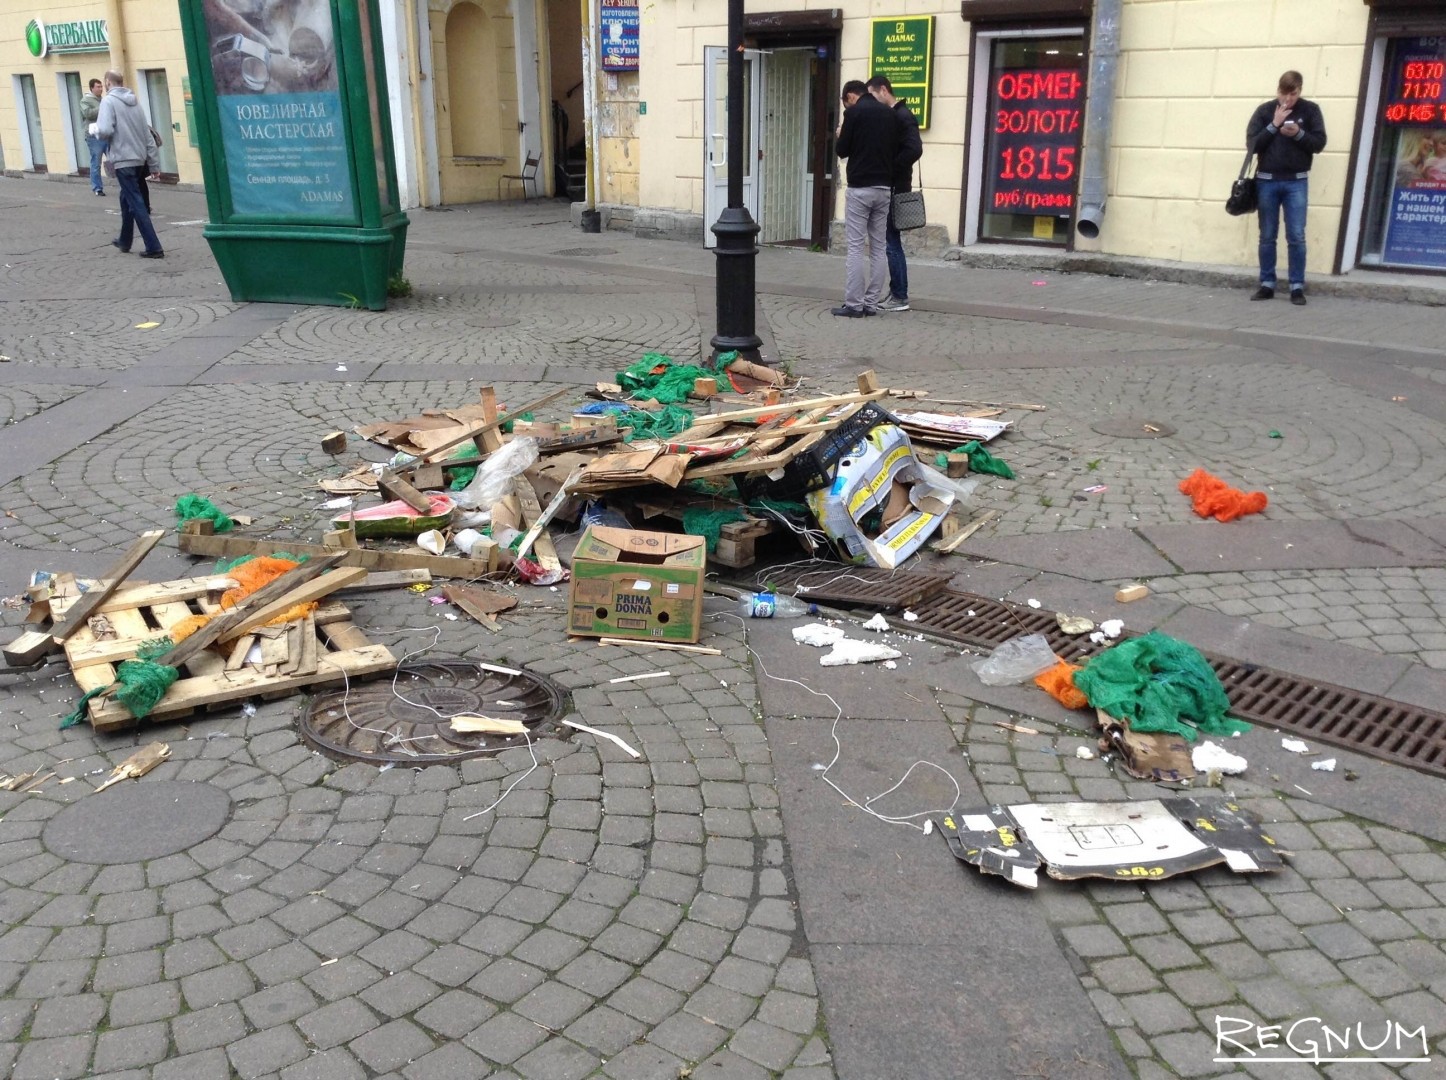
[178,0,408,310]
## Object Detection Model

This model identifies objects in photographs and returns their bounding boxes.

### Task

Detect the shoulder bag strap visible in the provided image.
[1238,147,1255,181]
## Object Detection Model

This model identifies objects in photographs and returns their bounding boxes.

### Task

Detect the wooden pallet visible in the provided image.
[53,576,395,733]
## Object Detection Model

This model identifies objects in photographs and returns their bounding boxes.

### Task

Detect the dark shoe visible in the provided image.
[138,250,165,260]
[830,305,866,318]
[94,189,105,196]
[1250,286,1274,301]
[111,239,131,253]
[1290,289,1306,306]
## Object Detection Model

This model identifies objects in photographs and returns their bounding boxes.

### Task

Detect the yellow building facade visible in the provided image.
[4,0,1443,278]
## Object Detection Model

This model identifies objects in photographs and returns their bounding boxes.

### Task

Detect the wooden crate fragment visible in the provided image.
[54,576,395,733]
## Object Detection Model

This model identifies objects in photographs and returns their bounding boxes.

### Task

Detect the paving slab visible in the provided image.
[957,526,1180,581]
[1140,519,1446,573]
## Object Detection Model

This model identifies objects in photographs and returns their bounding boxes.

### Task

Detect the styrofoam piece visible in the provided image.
[792,623,847,648]
[1192,741,1248,775]
[820,639,903,667]
[862,613,891,632]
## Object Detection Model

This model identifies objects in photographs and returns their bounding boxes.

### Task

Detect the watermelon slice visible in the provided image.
[332,494,456,538]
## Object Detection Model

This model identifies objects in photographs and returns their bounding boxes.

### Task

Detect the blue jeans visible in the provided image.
[85,134,107,193]
[885,217,908,300]
[1256,176,1308,291]
[115,166,162,255]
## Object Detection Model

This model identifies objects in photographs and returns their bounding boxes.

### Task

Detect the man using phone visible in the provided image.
[1245,70,1326,306]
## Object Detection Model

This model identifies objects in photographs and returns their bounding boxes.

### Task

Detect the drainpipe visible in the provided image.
[1075,0,1121,240]
[104,0,127,77]
[579,0,602,229]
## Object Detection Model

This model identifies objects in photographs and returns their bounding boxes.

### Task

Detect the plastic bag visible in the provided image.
[453,438,539,510]
[970,633,1057,686]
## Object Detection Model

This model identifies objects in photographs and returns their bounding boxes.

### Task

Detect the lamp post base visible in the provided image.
[710,206,763,363]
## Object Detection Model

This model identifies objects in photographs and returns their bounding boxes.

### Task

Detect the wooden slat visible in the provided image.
[513,476,561,572]
[179,534,498,577]
[48,530,165,642]
[699,389,883,424]
[87,645,397,731]
[47,576,238,617]
[419,385,571,463]
[214,567,368,644]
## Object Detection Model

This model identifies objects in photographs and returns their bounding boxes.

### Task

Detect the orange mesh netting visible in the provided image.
[1034,659,1089,710]
[1179,468,1268,523]
[169,557,318,644]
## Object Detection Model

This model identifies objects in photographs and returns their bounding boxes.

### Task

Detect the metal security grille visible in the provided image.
[767,565,955,612]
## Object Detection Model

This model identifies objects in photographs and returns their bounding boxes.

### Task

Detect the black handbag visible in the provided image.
[892,164,926,231]
[1225,149,1257,216]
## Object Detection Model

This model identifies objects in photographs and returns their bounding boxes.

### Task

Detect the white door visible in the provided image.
[703,45,761,249]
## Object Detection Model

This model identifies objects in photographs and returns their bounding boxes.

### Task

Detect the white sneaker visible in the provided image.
[880,295,911,312]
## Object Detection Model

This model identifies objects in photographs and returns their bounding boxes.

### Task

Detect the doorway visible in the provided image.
[702,40,837,249]
[14,74,46,172]
[140,70,179,176]
[63,73,87,176]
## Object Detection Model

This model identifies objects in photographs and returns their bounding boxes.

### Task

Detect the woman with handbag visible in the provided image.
[867,76,923,312]
[1244,71,1326,306]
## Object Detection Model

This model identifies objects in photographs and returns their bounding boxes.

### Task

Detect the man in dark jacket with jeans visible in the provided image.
[833,80,898,317]
[1246,70,1326,306]
[867,76,922,312]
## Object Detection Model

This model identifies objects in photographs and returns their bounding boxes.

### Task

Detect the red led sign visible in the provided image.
[1382,43,1446,125]
[983,66,1083,215]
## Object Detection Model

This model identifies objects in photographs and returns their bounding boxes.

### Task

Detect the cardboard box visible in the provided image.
[568,526,707,643]
[805,424,953,568]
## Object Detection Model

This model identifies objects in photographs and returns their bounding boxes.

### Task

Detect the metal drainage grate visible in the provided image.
[762,565,955,612]
[550,247,617,257]
[302,658,567,766]
[906,589,1446,779]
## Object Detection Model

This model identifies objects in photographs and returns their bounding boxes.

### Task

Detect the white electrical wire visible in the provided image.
[719,611,961,832]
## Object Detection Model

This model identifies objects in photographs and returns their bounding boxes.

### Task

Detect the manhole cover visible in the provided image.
[301,658,567,765]
[1091,418,1176,439]
[549,247,617,257]
[42,781,231,864]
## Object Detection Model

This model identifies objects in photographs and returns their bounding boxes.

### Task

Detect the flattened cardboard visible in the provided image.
[1097,708,1196,783]
[568,526,707,643]
[805,424,952,568]
[938,797,1286,889]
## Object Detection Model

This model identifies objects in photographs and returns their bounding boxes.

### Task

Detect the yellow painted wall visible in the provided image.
[632,0,1389,275]
[0,1,199,183]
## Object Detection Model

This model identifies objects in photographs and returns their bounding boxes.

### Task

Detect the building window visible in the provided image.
[15,74,47,171]
[977,34,1084,243]
[1359,34,1446,270]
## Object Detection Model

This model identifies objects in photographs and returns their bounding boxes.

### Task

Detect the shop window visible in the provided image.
[977,35,1084,243]
[1359,34,1446,270]
[141,69,180,176]
[63,72,87,174]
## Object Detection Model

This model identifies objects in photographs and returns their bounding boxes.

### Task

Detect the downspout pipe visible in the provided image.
[104,0,127,77]
[1075,0,1121,240]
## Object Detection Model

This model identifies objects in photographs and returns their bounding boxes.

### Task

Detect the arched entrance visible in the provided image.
[431,0,521,203]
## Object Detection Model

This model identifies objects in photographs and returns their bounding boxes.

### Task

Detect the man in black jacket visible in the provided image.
[1246,70,1327,306]
[867,76,923,312]
[833,80,898,317]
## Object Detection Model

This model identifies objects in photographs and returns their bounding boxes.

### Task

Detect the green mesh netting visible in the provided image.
[175,494,234,533]
[939,442,1015,480]
[1073,630,1249,742]
[59,638,179,729]
[620,404,696,444]
[215,553,308,573]
[617,351,730,405]
[446,442,486,491]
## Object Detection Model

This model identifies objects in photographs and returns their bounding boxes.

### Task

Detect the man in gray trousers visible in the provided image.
[832,79,898,317]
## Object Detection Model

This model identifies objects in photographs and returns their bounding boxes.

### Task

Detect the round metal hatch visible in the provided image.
[301,659,568,765]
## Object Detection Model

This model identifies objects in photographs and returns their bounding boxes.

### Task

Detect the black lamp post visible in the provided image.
[709,0,763,362]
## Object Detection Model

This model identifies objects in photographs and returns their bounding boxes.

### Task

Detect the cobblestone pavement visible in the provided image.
[0,181,1444,1078]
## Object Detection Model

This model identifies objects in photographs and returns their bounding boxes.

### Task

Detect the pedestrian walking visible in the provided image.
[1245,70,1326,306]
[866,75,922,312]
[832,79,898,318]
[80,78,107,196]
[95,70,164,259]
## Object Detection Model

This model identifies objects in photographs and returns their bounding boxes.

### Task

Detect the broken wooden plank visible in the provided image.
[95,742,171,792]
[2,630,58,667]
[512,476,561,572]
[48,530,165,642]
[930,509,1000,554]
[449,714,528,735]
[419,385,571,463]
[377,469,431,513]
[179,534,497,578]
[215,567,368,645]
[701,389,884,425]
[442,585,517,631]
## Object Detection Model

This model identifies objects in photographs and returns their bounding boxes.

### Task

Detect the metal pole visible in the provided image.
[709,0,762,361]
